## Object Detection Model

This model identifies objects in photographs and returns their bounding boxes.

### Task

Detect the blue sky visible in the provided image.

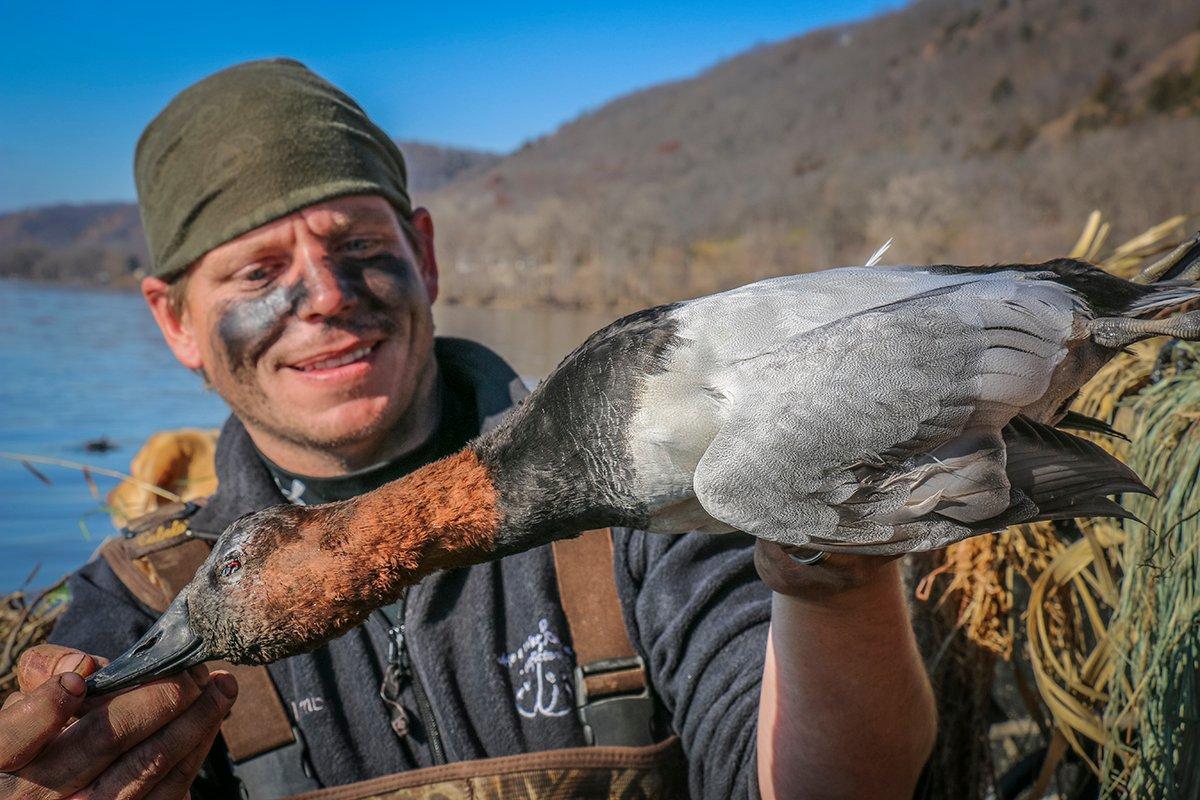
[0,1,897,212]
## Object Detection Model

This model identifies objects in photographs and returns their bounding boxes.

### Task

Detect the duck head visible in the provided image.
[86,449,505,695]
[87,502,361,693]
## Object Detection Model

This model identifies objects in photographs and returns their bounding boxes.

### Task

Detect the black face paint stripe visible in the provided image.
[212,254,419,372]
[215,279,308,370]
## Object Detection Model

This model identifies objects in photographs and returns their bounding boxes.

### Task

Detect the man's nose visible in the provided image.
[295,253,357,320]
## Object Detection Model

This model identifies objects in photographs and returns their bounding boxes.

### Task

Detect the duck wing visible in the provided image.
[690,270,1108,553]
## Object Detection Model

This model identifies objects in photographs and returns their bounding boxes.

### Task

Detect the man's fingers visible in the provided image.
[73,675,236,800]
[132,675,237,800]
[0,672,86,771]
[17,646,101,693]
[2,690,26,710]
[77,662,195,718]
[17,644,79,689]
[17,670,207,796]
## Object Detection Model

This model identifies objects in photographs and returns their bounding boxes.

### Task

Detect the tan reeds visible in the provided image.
[923,212,1198,797]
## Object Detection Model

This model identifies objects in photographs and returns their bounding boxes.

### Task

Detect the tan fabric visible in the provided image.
[584,667,646,699]
[551,532,638,664]
[106,428,218,528]
[285,736,686,800]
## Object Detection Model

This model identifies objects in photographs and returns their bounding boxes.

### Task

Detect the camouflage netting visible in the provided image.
[912,213,1200,799]
[1097,342,1200,797]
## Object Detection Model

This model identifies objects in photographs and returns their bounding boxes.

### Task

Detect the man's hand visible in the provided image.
[0,644,238,800]
[754,541,899,602]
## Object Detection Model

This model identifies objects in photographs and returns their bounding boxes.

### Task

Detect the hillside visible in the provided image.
[0,141,499,287]
[426,0,1200,307]
[4,0,1200,305]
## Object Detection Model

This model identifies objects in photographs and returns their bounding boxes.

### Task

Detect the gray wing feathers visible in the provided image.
[691,277,1085,552]
[693,300,982,548]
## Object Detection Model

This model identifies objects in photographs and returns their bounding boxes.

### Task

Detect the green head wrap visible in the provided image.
[135,58,412,279]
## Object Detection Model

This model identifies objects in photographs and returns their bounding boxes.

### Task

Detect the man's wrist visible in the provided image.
[754,540,902,611]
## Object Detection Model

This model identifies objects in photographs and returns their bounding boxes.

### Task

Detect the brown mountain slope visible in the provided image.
[4,0,1199,303]
[426,0,1200,308]
[0,141,499,286]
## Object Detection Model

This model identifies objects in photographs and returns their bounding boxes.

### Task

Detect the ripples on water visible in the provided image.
[0,278,614,592]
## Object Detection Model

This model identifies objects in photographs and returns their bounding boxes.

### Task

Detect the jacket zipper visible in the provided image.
[376,589,447,765]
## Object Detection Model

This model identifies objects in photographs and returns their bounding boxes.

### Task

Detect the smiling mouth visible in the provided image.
[287,341,380,373]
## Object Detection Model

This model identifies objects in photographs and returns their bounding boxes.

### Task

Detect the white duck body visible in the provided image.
[623,261,1176,554]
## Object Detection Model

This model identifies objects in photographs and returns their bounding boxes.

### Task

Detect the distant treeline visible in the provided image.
[0,244,144,288]
[0,141,499,291]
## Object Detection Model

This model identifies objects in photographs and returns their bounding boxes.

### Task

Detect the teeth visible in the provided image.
[301,346,371,371]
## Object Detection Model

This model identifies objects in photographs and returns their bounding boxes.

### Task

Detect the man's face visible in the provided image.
[148,194,439,461]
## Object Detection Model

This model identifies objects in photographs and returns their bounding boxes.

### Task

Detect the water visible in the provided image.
[0,279,614,593]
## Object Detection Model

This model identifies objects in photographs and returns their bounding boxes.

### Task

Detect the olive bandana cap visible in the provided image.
[134,58,412,279]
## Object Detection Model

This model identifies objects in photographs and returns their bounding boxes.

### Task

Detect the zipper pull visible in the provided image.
[382,690,410,737]
[380,624,411,737]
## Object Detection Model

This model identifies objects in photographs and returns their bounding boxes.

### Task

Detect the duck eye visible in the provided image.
[219,557,242,579]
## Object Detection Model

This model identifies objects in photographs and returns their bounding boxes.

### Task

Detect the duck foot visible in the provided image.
[1091,310,1200,348]
[1133,232,1200,284]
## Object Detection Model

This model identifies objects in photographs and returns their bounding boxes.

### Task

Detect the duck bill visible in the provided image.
[85,594,210,696]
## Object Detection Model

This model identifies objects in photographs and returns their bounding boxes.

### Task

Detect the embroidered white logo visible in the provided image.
[290,696,326,718]
[498,618,574,718]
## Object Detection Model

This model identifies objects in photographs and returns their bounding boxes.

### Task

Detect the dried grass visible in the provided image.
[0,577,68,699]
[920,211,1200,798]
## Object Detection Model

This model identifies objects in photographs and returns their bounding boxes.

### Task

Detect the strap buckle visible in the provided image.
[574,655,655,747]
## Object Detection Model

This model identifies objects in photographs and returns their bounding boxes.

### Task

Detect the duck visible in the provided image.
[87,249,1200,694]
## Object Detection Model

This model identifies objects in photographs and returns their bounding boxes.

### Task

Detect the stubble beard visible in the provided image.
[226,342,441,470]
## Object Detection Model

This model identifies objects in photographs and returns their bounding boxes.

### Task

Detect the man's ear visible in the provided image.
[142,275,203,370]
[409,207,439,304]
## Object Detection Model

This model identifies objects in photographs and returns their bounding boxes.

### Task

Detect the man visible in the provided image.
[0,60,935,799]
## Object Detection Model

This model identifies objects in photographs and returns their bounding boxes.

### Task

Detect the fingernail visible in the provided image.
[20,649,49,676]
[59,672,86,697]
[53,653,87,675]
[213,673,238,700]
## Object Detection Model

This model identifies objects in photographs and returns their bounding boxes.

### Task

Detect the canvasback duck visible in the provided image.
[88,254,1200,693]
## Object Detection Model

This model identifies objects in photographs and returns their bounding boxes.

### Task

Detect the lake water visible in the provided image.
[0,278,614,593]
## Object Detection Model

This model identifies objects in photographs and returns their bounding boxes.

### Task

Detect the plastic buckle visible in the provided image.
[574,655,655,747]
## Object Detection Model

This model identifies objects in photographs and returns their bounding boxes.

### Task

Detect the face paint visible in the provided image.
[216,279,308,371]
[212,253,419,374]
[181,197,442,469]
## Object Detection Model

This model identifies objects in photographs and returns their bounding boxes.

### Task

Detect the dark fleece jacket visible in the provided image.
[50,338,768,799]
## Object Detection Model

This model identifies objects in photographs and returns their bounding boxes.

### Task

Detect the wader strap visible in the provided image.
[284,735,685,800]
[552,529,654,747]
[98,530,296,762]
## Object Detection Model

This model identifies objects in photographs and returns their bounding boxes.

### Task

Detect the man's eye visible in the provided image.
[242,264,277,283]
[339,238,377,254]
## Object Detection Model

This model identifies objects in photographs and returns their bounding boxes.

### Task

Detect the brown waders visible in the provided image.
[100,504,687,799]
